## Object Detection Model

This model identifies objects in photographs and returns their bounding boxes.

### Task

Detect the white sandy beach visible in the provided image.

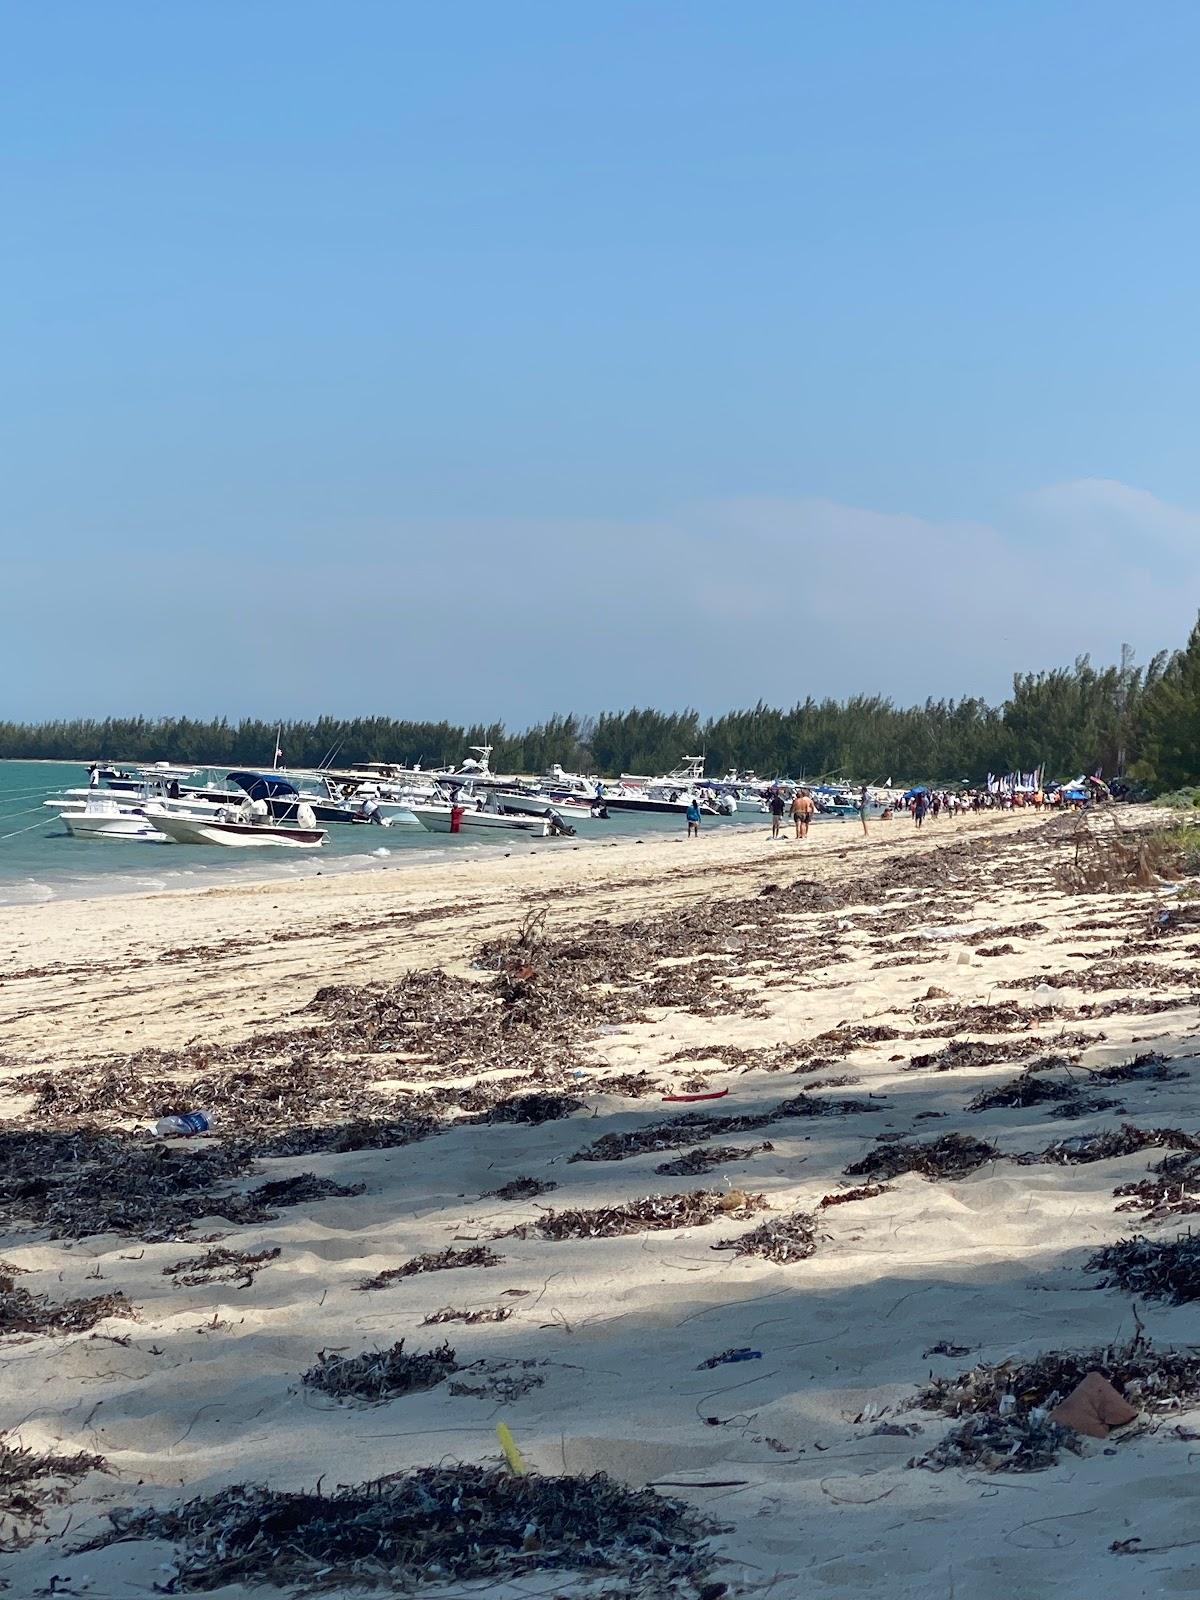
[2,806,1200,1598]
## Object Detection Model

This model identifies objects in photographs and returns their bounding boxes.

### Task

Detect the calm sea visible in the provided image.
[0,761,773,907]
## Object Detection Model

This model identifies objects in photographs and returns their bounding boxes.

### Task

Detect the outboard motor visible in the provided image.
[546,808,576,838]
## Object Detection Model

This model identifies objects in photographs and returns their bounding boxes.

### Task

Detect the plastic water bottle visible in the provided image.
[153,1111,213,1137]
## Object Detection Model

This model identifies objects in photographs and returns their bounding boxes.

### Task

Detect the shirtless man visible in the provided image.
[792,787,815,838]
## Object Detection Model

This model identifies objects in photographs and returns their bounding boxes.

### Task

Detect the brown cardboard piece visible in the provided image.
[1049,1371,1139,1439]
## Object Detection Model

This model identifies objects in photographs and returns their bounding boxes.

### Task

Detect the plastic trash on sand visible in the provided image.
[153,1111,213,1137]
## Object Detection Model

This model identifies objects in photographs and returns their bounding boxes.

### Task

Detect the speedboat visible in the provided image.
[148,810,327,848]
[409,803,549,837]
[62,795,169,842]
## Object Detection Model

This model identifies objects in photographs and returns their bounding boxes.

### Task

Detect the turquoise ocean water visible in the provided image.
[0,761,779,907]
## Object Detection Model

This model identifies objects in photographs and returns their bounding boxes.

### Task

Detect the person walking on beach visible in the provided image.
[858,785,870,836]
[768,789,786,839]
[685,797,701,838]
[914,791,929,828]
[792,787,814,838]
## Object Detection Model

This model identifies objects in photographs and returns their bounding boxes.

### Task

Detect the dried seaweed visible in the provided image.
[915,1337,1200,1419]
[911,1412,1082,1473]
[903,1039,1042,1074]
[1123,1155,1200,1216]
[79,1466,722,1594]
[422,1306,512,1326]
[655,1142,774,1176]
[0,1123,367,1243]
[967,1071,1078,1112]
[519,1189,767,1241]
[1001,962,1198,994]
[0,1282,132,1338]
[449,1358,546,1402]
[1031,1124,1200,1167]
[845,1133,999,1182]
[483,1176,558,1200]
[1086,1232,1200,1302]
[303,1340,458,1403]
[1053,1094,1126,1119]
[571,1092,877,1164]
[711,1210,818,1263]
[481,1092,583,1125]
[240,1116,438,1159]
[356,1246,503,1291]
[1053,819,1180,895]
[818,1183,892,1209]
[163,1246,280,1288]
[0,1434,106,1551]
[1091,1050,1183,1085]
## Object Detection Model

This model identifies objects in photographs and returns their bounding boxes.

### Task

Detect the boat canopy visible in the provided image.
[228,771,302,800]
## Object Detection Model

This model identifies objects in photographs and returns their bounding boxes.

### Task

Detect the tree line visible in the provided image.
[5,622,1200,789]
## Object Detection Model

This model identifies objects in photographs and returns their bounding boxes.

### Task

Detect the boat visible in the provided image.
[62,796,169,842]
[409,803,549,837]
[148,810,327,848]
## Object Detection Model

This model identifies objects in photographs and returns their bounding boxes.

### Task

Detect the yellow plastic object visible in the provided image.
[496,1422,526,1475]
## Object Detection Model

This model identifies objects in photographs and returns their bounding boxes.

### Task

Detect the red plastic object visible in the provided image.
[661,1089,730,1102]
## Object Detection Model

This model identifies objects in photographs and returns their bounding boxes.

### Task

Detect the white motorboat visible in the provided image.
[409,803,549,837]
[62,796,169,842]
[148,810,327,848]
[490,788,605,824]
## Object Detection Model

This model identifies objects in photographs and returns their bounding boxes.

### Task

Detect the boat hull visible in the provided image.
[63,813,168,842]
[150,813,327,848]
[410,806,549,837]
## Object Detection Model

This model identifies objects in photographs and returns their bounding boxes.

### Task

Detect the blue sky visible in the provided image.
[4,1,1200,723]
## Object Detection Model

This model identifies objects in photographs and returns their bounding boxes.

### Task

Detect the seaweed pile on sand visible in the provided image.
[711,1210,819,1263]
[0,1127,365,1243]
[357,1245,503,1292]
[0,1434,107,1551]
[510,1188,767,1241]
[845,1133,999,1182]
[915,1337,1200,1419]
[303,1340,459,1403]
[1029,1124,1200,1168]
[76,1466,724,1595]
[1086,1232,1200,1303]
[571,1092,878,1165]
[655,1142,774,1176]
[1116,1150,1200,1219]
[0,1273,132,1338]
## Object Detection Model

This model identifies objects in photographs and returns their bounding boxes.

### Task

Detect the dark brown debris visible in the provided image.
[845,1133,999,1182]
[711,1210,818,1263]
[422,1306,513,1326]
[163,1246,281,1288]
[0,1282,133,1338]
[1086,1232,1200,1303]
[655,1142,774,1176]
[483,1176,559,1200]
[516,1189,767,1241]
[356,1246,504,1291]
[1030,1124,1200,1167]
[78,1466,722,1594]
[0,1434,107,1551]
[303,1339,459,1402]
[818,1183,893,1209]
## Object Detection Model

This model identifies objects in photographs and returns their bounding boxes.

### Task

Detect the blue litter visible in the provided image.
[698,1347,763,1369]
